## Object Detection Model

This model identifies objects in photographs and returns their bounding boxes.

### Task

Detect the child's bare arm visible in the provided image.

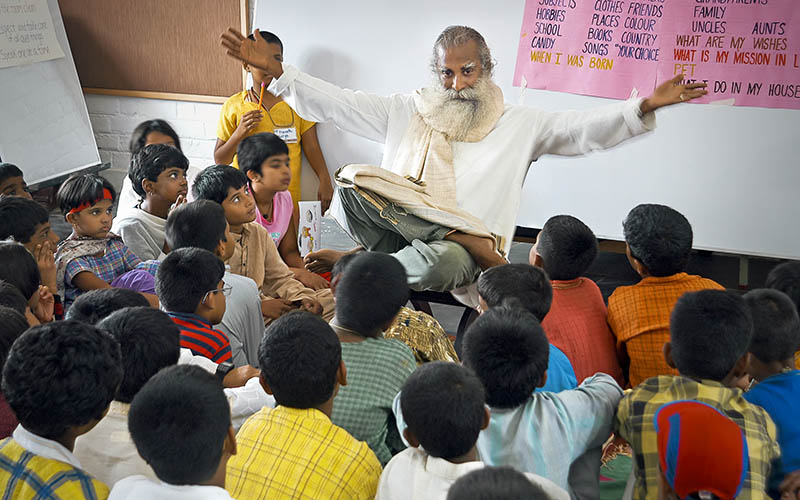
[214,110,263,164]
[72,271,111,292]
[300,127,333,212]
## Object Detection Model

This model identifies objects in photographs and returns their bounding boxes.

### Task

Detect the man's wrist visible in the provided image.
[215,361,235,383]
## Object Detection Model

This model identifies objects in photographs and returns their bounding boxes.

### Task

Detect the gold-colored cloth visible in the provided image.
[383,307,458,365]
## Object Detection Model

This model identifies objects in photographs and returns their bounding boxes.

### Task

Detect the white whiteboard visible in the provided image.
[0,0,100,185]
[255,0,800,260]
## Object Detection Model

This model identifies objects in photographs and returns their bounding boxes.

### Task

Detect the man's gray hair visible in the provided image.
[431,26,495,77]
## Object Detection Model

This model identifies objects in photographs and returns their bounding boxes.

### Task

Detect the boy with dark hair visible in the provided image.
[378,362,568,500]
[110,364,237,499]
[616,289,780,500]
[156,247,232,364]
[0,281,28,316]
[166,200,265,367]
[66,287,149,325]
[742,289,800,498]
[0,307,28,439]
[0,163,32,199]
[0,320,123,499]
[330,252,416,465]
[608,203,724,386]
[462,307,623,497]
[446,466,558,500]
[476,263,577,392]
[766,260,800,369]
[238,132,329,289]
[227,311,382,499]
[192,165,334,321]
[112,144,189,261]
[531,215,623,385]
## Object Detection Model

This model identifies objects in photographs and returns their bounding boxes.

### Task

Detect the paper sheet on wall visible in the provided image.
[513,0,800,110]
[0,0,64,69]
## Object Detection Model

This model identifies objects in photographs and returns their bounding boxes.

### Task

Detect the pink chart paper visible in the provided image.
[513,0,800,110]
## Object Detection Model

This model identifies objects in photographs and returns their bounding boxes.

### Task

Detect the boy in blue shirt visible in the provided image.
[743,288,800,499]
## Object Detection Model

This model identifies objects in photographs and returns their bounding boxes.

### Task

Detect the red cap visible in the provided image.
[654,400,748,500]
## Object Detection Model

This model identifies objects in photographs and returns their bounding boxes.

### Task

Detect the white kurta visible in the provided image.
[269,64,655,257]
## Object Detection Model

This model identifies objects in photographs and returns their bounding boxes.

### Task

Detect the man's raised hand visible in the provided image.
[221,28,283,78]
[640,74,708,114]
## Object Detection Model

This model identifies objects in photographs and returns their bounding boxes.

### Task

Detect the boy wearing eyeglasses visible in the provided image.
[156,247,232,364]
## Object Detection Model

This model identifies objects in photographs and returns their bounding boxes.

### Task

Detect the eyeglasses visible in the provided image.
[202,283,232,304]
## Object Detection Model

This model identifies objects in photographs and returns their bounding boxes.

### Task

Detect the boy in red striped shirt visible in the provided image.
[156,247,232,364]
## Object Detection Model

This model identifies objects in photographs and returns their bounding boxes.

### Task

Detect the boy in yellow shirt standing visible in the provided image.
[214,31,333,212]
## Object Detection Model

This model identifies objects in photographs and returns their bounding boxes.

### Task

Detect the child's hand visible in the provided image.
[294,269,330,290]
[33,241,57,292]
[33,285,54,323]
[780,470,800,499]
[169,194,187,214]
[234,110,263,139]
[300,298,323,316]
[261,298,295,320]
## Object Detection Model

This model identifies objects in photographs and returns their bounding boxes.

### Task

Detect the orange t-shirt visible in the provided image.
[607,272,724,387]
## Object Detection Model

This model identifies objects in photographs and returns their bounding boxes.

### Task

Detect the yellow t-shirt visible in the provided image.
[217,90,315,204]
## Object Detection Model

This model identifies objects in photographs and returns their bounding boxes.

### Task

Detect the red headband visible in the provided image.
[67,188,114,215]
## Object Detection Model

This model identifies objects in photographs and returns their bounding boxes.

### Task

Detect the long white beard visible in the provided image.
[418,77,498,141]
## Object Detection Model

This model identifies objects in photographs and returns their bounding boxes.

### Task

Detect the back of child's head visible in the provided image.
[259,311,341,408]
[128,144,189,198]
[400,362,485,459]
[129,119,182,156]
[0,280,28,315]
[623,203,693,277]
[156,247,225,314]
[765,260,800,314]
[334,252,409,335]
[670,290,753,381]
[535,215,598,281]
[446,466,548,500]
[56,173,116,215]
[66,287,150,324]
[0,241,40,301]
[2,320,122,440]
[0,307,29,380]
[165,200,227,253]
[128,364,230,485]
[742,289,800,364]
[237,133,289,177]
[0,196,49,244]
[477,263,552,321]
[192,164,248,204]
[462,306,549,409]
[330,251,362,281]
[97,307,181,403]
[247,30,283,51]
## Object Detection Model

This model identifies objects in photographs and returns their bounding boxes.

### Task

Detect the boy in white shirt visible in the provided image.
[109,364,237,499]
[378,362,567,500]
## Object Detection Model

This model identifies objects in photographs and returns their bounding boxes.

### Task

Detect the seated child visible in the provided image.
[54,173,157,309]
[608,203,724,387]
[213,31,333,210]
[227,311,382,499]
[0,242,52,325]
[166,200,265,367]
[0,307,28,439]
[462,306,623,496]
[477,264,577,392]
[766,260,800,368]
[616,289,780,499]
[238,132,328,290]
[329,252,416,464]
[116,119,183,220]
[156,247,232,364]
[0,320,123,499]
[0,163,32,199]
[192,165,333,321]
[378,362,568,500]
[112,144,189,260]
[331,252,458,364]
[447,467,558,500]
[654,400,748,500]
[531,215,623,385]
[742,289,800,498]
[110,364,237,499]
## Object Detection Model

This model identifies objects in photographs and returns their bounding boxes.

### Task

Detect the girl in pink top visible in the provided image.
[239,132,330,290]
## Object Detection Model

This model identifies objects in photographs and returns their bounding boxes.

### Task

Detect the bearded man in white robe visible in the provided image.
[222,26,706,299]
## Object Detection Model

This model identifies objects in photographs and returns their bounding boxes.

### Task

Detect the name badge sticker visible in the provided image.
[274,127,298,143]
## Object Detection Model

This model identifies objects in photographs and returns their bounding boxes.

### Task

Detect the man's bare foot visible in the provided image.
[445,232,507,270]
[304,247,362,273]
